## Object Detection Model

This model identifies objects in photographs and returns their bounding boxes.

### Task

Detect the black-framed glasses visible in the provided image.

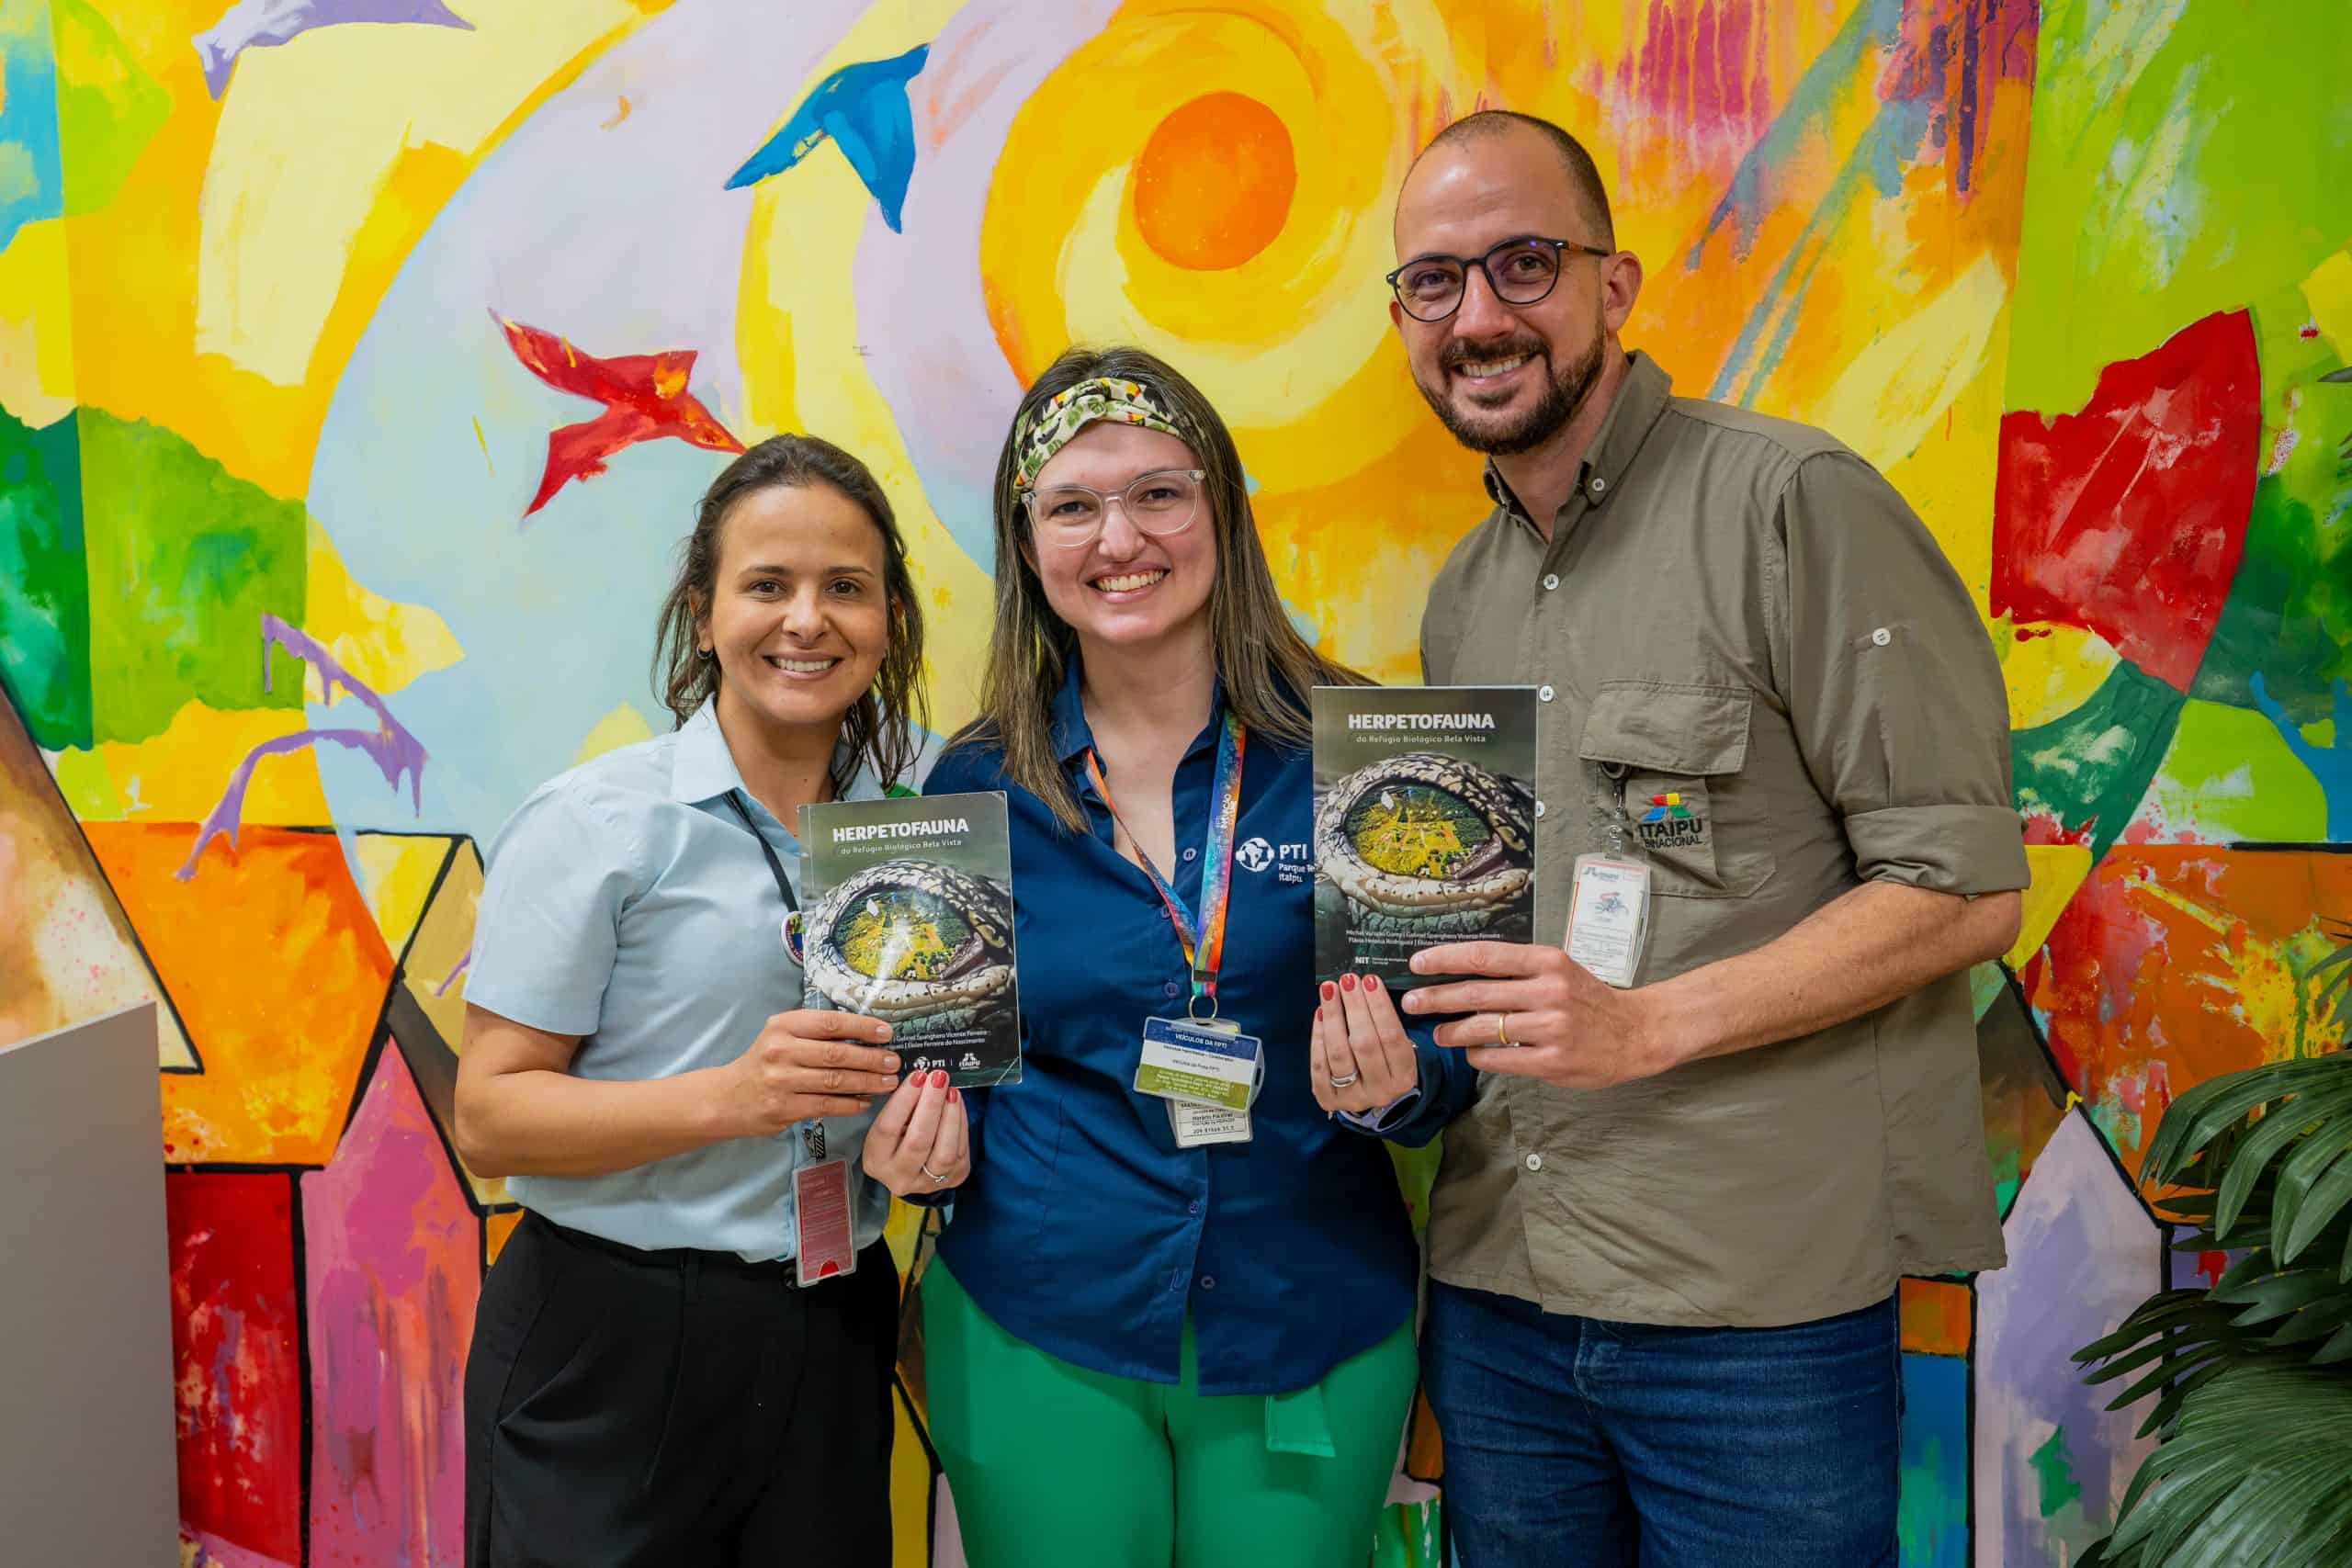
[1021,468,1206,548]
[1385,235,1612,322]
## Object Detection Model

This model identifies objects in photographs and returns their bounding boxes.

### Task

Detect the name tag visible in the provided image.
[1134,1017,1261,1111]
[1566,853,1649,988]
[792,1158,857,1287]
[1169,1100,1252,1146]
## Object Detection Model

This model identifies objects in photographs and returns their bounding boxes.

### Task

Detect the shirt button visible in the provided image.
[1524,1152,1544,1172]
[1199,1275,1217,1291]
[1543,573,1560,591]
[1871,627,1892,647]
[1590,477,1609,496]
[1534,800,1547,818]
[1182,847,1198,862]
[1187,1201,1200,1216]
[1163,980,1182,998]
[1538,684,1555,702]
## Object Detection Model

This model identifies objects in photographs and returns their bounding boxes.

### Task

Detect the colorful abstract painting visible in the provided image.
[3,0,2346,1562]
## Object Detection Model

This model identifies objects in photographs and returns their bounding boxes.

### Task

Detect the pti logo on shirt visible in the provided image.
[1635,791,1707,848]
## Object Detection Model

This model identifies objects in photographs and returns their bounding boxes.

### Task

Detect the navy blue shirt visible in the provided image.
[924,671,1478,1396]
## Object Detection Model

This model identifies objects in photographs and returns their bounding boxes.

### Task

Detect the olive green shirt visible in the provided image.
[1418,351,2027,1327]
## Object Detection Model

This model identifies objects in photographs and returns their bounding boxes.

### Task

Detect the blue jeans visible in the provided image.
[1422,1281,1900,1568]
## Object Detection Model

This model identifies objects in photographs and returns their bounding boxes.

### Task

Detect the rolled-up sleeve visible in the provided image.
[1780,451,2029,896]
[467,781,641,1037]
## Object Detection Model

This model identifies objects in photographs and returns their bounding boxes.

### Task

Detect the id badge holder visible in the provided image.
[1566,853,1650,987]
[1566,764,1652,988]
[1136,1007,1262,1146]
[1166,1017,1265,1147]
[792,1128,857,1286]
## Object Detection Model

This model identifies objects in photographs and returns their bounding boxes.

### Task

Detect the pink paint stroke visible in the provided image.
[175,615,428,880]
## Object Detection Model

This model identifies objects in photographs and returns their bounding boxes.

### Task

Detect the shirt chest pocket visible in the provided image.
[1576,682,1774,898]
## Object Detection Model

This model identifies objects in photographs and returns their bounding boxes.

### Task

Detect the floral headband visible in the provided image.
[1012,376,1194,491]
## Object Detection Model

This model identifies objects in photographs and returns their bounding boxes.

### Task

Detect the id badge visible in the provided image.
[791,1157,858,1286]
[1134,1017,1261,1111]
[1566,853,1650,988]
[1170,1100,1251,1146]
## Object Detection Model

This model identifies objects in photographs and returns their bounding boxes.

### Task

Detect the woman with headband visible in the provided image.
[917,347,1479,1567]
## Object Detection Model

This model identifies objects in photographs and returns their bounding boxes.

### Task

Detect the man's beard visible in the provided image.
[1418,331,1607,457]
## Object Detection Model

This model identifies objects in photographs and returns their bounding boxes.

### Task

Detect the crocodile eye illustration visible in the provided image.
[1316,752,1533,932]
[803,860,1015,1037]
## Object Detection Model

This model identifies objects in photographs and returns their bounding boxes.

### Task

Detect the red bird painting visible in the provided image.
[493,312,745,517]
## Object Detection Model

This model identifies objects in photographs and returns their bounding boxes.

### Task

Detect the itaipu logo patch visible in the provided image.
[1635,791,1708,849]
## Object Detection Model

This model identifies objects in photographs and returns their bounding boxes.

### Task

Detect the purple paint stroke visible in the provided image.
[175,615,428,880]
[435,945,471,998]
[192,0,474,99]
[1974,1112,2163,1561]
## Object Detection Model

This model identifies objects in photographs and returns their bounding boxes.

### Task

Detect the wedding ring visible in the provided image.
[1496,1013,1513,1047]
[920,1162,946,1184]
[1329,1072,1360,1089]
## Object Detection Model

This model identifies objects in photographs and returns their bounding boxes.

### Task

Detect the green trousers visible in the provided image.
[921,1259,1419,1568]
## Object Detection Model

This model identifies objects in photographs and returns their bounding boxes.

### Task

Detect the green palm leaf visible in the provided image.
[2278,1126,2352,1262]
[2143,1059,2342,1189]
[2215,1078,2352,1235]
[2096,1363,2352,1566]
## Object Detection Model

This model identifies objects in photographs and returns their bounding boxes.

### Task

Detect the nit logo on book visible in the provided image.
[1236,837,1312,884]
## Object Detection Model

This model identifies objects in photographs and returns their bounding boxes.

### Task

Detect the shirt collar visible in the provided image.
[1050,660,1230,769]
[1482,349,1675,530]
[670,696,881,809]
[1050,662,1096,765]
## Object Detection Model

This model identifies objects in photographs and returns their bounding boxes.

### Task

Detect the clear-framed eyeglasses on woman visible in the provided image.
[1022,467,1207,548]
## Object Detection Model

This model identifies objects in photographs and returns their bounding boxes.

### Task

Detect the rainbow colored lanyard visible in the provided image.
[1082,712,1247,1016]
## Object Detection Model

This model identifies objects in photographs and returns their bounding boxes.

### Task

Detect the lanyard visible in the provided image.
[725,789,798,912]
[1081,712,1246,1015]
[724,790,822,1158]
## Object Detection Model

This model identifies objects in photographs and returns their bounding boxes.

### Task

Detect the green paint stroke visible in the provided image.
[2007,0,2352,415]
[2144,698,2327,843]
[51,0,168,218]
[0,403,91,748]
[1369,1500,1444,1568]
[2030,1426,2084,1519]
[2012,660,2186,861]
[2189,274,2352,723]
[80,412,306,746]
[2192,470,2352,715]
[1385,1136,1442,1235]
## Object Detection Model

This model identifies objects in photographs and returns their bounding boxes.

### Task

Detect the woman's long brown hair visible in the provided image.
[649,434,929,797]
[955,344,1365,831]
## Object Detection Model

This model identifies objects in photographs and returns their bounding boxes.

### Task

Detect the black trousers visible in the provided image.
[464,1211,899,1567]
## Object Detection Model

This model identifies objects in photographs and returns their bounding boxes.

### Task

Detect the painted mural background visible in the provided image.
[1,0,2346,1562]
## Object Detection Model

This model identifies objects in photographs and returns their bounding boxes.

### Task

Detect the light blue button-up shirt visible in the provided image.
[468,699,892,1262]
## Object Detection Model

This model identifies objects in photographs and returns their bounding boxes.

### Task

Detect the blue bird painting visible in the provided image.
[725,42,931,232]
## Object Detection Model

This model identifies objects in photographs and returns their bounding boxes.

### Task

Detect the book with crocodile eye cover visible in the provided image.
[798,790,1022,1088]
[1311,687,1539,991]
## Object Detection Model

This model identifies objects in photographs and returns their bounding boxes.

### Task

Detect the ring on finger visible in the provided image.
[1496,1012,1513,1047]
[919,1162,946,1184]
[1329,1072,1360,1089]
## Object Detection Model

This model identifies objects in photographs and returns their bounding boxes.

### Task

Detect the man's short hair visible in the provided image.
[1416,110,1615,250]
